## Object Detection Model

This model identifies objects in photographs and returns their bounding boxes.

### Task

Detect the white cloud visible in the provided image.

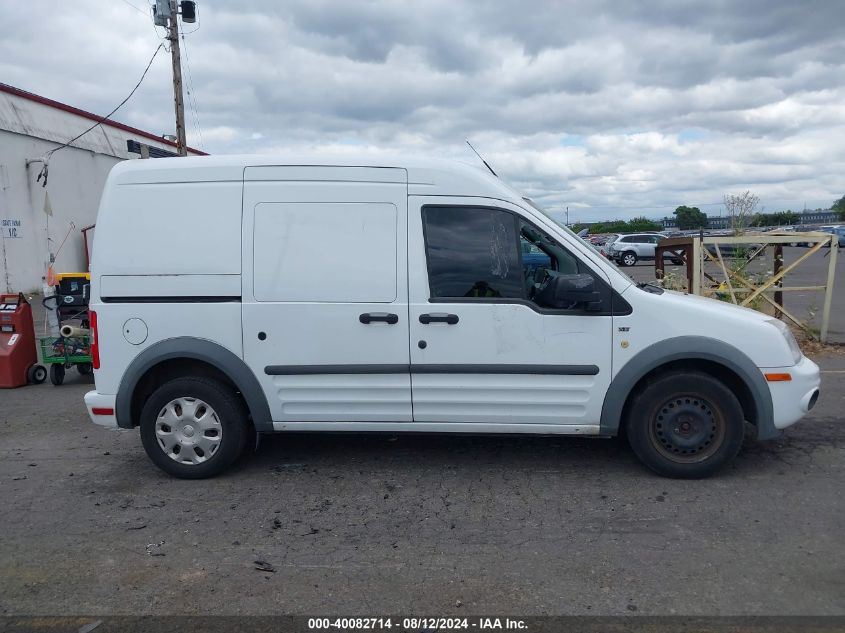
[1,0,843,220]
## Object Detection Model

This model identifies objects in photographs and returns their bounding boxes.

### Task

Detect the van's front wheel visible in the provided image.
[139,377,248,479]
[625,372,744,478]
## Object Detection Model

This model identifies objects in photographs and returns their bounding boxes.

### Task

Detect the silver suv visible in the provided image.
[609,233,675,267]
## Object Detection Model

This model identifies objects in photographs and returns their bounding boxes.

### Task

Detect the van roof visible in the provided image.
[109,153,526,201]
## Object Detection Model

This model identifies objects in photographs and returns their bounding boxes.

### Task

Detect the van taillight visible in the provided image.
[90,310,100,369]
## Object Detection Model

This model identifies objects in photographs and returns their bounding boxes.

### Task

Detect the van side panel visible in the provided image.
[92,181,241,276]
[241,166,412,424]
[90,178,244,397]
[252,202,398,303]
[92,303,243,396]
[100,274,241,298]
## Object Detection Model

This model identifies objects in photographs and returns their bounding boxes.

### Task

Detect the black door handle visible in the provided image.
[419,313,459,325]
[359,312,399,324]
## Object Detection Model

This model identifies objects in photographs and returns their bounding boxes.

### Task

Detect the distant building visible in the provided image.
[704,216,731,230]
[799,210,839,224]
[0,83,206,293]
[661,210,838,230]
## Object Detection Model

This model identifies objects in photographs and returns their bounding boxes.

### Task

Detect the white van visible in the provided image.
[84,155,821,479]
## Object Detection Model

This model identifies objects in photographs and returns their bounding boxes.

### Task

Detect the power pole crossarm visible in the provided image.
[168,0,188,157]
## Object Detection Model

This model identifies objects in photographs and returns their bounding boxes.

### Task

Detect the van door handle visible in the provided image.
[419,313,459,325]
[359,312,399,325]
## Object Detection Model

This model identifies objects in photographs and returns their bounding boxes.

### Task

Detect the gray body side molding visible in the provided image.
[600,336,776,440]
[115,337,273,432]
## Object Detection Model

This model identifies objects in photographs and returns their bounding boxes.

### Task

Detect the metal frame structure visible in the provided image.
[655,232,838,342]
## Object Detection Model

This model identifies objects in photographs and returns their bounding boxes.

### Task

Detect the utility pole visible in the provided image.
[167,0,187,156]
[565,206,569,226]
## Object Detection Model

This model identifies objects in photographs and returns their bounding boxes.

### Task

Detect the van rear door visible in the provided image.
[242,166,411,425]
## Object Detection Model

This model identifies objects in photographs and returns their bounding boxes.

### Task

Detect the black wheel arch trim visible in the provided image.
[115,337,273,432]
[600,335,776,440]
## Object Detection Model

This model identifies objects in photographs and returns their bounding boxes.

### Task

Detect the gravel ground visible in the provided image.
[1,356,843,617]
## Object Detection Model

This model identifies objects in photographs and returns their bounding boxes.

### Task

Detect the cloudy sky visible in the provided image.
[2,0,844,223]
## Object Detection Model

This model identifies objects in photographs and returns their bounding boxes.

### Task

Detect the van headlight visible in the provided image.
[766,319,802,364]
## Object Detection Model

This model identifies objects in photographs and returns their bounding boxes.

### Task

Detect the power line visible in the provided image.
[118,0,149,15]
[36,43,165,185]
[48,43,163,157]
[180,32,204,149]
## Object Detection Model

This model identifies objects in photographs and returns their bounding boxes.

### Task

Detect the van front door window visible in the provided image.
[422,206,522,299]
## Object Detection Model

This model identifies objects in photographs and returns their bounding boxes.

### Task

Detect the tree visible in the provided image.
[723,191,759,234]
[625,216,661,232]
[773,210,800,226]
[673,205,707,230]
[833,194,845,221]
[587,220,622,233]
[581,217,661,234]
[753,210,799,227]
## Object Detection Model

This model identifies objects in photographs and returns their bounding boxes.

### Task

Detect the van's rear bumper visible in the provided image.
[84,391,118,428]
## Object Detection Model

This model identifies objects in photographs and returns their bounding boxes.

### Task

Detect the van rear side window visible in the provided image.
[253,202,398,302]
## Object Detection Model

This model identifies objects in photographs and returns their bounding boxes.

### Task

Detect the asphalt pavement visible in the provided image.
[1,357,843,616]
[2,258,843,617]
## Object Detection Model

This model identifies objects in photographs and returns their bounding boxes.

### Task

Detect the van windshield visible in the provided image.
[521,198,630,276]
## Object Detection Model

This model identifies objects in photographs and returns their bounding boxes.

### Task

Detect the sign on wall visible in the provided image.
[1,218,22,238]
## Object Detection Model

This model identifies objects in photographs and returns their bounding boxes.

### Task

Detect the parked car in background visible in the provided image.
[588,234,613,247]
[790,225,821,247]
[521,240,552,276]
[599,234,619,259]
[608,233,683,266]
[820,225,845,247]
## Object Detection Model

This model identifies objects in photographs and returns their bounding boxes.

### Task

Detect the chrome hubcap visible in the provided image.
[155,397,222,465]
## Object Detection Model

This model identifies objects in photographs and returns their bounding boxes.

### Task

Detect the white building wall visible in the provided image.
[0,86,203,293]
[0,130,118,292]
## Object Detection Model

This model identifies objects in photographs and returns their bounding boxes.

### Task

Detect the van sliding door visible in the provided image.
[241,166,411,426]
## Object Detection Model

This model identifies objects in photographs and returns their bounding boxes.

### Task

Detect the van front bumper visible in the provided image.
[84,391,119,428]
[765,356,821,431]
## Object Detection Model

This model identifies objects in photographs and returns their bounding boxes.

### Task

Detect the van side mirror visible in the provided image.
[536,273,604,311]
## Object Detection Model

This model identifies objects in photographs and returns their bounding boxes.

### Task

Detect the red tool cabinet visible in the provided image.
[0,294,45,388]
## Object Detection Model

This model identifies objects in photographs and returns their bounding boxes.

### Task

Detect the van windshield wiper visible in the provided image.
[636,281,665,295]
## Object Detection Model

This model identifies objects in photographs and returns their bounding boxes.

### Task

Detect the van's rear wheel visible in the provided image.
[625,372,744,478]
[139,377,248,479]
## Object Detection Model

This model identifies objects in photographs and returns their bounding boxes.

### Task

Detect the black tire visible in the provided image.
[139,376,249,479]
[77,363,93,375]
[27,364,47,384]
[240,422,259,460]
[671,258,683,265]
[621,251,638,267]
[49,364,65,386]
[625,372,744,478]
